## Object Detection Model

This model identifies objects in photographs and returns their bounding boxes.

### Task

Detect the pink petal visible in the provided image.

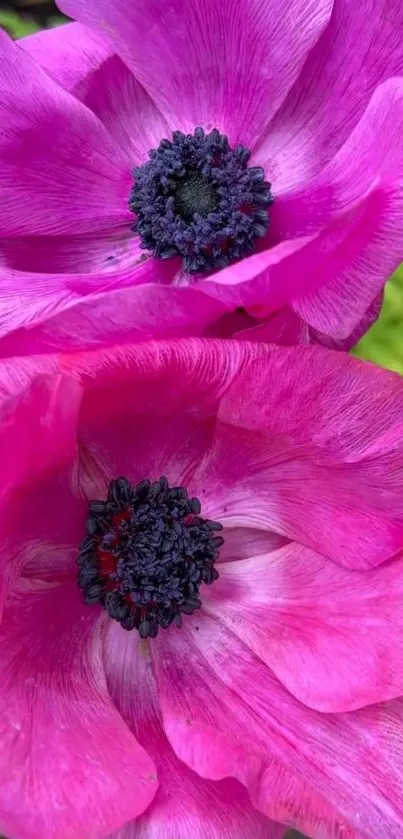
[235,296,383,350]
[6,465,87,585]
[256,0,403,189]
[234,307,311,345]
[23,24,170,168]
[199,236,325,310]
[0,31,131,237]
[58,0,332,149]
[0,337,268,404]
[77,413,216,502]
[217,344,403,458]
[0,374,80,501]
[0,226,362,353]
[0,234,323,351]
[76,54,170,166]
[204,542,403,711]
[219,527,289,562]
[307,292,384,350]
[0,221,377,354]
[112,812,285,839]
[0,582,157,839]
[0,353,61,401]
[103,621,282,839]
[0,257,176,346]
[0,281,226,356]
[58,337,268,409]
[0,234,331,354]
[193,345,403,568]
[19,338,270,504]
[21,22,113,95]
[68,339,265,498]
[199,197,380,317]
[153,614,403,838]
[0,375,82,611]
[274,80,403,341]
[252,763,367,839]
[0,232,143,274]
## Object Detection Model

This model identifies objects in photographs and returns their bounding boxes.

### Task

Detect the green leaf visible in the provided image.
[353,266,403,373]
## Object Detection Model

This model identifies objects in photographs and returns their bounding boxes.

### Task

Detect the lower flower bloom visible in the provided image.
[1,338,403,839]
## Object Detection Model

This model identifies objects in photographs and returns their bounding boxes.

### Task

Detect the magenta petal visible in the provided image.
[58,0,332,149]
[0,217,381,354]
[235,296,384,350]
[0,280,227,355]
[235,307,311,345]
[154,615,403,838]
[0,583,157,839]
[0,233,143,274]
[58,336,268,411]
[200,199,381,319]
[152,616,277,791]
[6,460,90,586]
[199,236,323,310]
[0,374,81,617]
[219,528,289,562]
[307,291,384,350]
[57,338,268,501]
[277,79,403,340]
[21,22,114,95]
[0,336,268,406]
[103,621,282,839]
[24,25,170,168]
[0,374,80,499]
[204,543,403,711]
[77,54,170,166]
[0,259,175,346]
[0,236,329,353]
[0,31,131,237]
[78,411,215,501]
[257,0,403,188]
[111,814,285,839]
[195,345,403,568]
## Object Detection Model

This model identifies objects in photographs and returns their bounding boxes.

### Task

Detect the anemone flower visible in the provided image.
[1,338,403,839]
[0,0,402,353]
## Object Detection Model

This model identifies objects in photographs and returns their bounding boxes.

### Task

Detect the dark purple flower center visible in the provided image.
[129,127,273,274]
[77,476,224,638]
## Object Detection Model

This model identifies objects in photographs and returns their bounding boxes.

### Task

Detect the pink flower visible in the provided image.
[1,0,403,353]
[1,337,403,839]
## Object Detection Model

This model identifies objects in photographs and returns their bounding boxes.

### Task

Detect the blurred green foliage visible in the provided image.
[0,8,40,36]
[0,6,65,36]
[353,266,403,373]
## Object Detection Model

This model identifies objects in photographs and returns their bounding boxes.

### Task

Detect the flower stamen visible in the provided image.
[77,476,223,637]
[129,127,273,274]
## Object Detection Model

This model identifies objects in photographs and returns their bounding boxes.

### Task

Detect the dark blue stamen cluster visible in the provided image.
[77,476,224,638]
[129,127,273,274]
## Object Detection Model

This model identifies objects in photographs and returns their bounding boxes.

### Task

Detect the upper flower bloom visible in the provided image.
[1,338,403,839]
[1,0,403,352]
